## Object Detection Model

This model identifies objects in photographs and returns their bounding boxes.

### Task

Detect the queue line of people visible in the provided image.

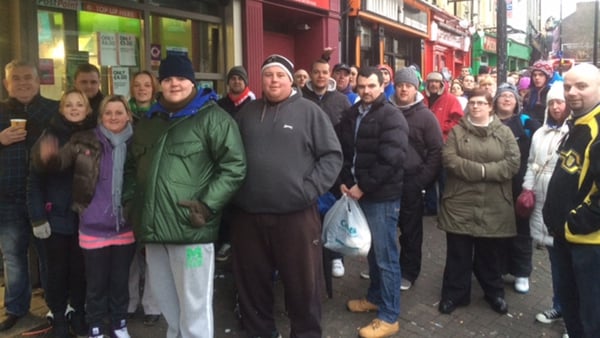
[1,54,600,338]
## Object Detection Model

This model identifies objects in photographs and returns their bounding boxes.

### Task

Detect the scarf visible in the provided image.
[228,86,252,107]
[98,123,133,230]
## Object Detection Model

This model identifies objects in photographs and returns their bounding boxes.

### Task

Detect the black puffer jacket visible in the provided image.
[302,79,351,126]
[337,93,409,201]
[390,92,443,189]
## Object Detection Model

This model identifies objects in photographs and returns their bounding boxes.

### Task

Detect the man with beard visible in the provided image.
[543,63,600,337]
[217,66,256,116]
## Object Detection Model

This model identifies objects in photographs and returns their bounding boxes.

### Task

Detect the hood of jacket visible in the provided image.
[389,91,425,111]
[147,87,218,119]
[305,77,337,93]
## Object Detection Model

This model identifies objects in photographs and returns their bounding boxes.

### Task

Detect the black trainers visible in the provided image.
[535,308,562,324]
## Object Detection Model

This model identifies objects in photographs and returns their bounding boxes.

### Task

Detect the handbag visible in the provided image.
[515,189,535,218]
[322,194,371,256]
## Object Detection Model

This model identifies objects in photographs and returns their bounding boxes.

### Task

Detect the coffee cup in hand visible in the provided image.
[10,119,27,129]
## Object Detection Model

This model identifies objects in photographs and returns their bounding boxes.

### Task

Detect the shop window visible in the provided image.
[78,8,143,96]
[150,16,223,75]
[38,10,66,99]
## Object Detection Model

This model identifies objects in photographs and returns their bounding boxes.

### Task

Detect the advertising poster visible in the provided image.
[66,51,90,88]
[39,59,55,85]
[98,32,118,66]
[111,67,130,96]
[118,34,137,66]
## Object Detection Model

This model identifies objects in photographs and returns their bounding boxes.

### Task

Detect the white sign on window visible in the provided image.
[98,32,118,66]
[118,34,137,66]
[111,67,130,96]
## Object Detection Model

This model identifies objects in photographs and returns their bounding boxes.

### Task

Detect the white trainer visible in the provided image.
[332,259,345,278]
[514,277,530,293]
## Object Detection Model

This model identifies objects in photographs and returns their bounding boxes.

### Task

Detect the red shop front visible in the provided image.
[243,0,342,95]
[423,10,471,80]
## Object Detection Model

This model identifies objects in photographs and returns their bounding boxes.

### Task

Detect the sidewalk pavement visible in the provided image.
[4,215,565,337]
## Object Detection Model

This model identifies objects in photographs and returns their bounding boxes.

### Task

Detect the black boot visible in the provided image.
[52,314,70,338]
[69,310,88,337]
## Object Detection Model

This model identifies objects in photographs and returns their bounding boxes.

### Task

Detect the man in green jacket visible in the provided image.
[124,54,246,338]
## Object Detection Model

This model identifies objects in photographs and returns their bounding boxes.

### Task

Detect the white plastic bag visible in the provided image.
[322,194,371,256]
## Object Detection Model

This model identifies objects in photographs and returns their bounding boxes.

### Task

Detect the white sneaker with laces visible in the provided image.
[535,308,562,324]
[514,277,529,293]
[332,259,345,278]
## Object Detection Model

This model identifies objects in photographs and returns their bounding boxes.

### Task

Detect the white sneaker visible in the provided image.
[514,277,530,293]
[400,278,412,291]
[112,326,131,338]
[332,259,345,278]
[535,308,562,324]
[359,270,370,279]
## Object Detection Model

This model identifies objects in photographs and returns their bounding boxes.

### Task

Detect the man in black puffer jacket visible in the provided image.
[340,66,408,338]
[390,68,443,292]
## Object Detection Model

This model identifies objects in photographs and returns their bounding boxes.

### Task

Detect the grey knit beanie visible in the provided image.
[394,68,420,89]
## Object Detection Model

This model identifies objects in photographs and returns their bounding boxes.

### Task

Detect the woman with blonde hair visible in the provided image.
[38,95,135,338]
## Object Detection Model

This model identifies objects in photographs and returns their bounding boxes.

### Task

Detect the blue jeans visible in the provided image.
[360,198,401,323]
[546,245,562,313]
[0,203,31,316]
[554,239,600,337]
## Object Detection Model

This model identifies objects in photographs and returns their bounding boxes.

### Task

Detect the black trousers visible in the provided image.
[441,233,505,302]
[503,215,533,277]
[83,243,135,331]
[44,233,86,315]
[398,178,424,283]
[231,206,323,338]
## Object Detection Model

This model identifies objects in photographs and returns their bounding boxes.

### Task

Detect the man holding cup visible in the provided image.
[0,60,57,331]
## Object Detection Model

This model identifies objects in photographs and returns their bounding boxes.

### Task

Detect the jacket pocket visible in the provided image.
[165,141,205,185]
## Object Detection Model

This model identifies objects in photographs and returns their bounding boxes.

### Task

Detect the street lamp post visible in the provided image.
[497,0,507,84]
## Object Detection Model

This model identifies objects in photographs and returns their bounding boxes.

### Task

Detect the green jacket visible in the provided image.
[124,99,246,244]
[438,115,520,237]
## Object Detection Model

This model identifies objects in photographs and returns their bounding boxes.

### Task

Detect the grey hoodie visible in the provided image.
[234,90,343,213]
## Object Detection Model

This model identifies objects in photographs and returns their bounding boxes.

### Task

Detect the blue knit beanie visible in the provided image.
[159,54,196,83]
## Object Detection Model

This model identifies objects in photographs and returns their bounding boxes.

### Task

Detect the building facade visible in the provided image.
[1,0,234,100]
[343,0,429,73]
[242,0,342,95]
[423,4,471,79]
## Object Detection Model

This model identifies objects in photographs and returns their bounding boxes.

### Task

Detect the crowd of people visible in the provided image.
[0,51,599,338]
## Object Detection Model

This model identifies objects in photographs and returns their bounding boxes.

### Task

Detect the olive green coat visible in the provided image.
[438,116,520,237]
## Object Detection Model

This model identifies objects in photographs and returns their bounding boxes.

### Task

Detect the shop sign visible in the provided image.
[366,0,399,21]
[118,34,137,66]
[150,44,162,67]
[483,36,497,53]
[402,4,428,33]
[83,2,140,19]
[111,67,130,96]
[289,0,329,10]
[39,59,55,85]
[437,29,463,50]
[37,0,80,11]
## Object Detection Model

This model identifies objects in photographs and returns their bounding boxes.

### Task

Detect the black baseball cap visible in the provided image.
[333,63,351,73]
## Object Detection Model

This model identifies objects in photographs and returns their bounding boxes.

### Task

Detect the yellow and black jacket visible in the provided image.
[543,103,600,244]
